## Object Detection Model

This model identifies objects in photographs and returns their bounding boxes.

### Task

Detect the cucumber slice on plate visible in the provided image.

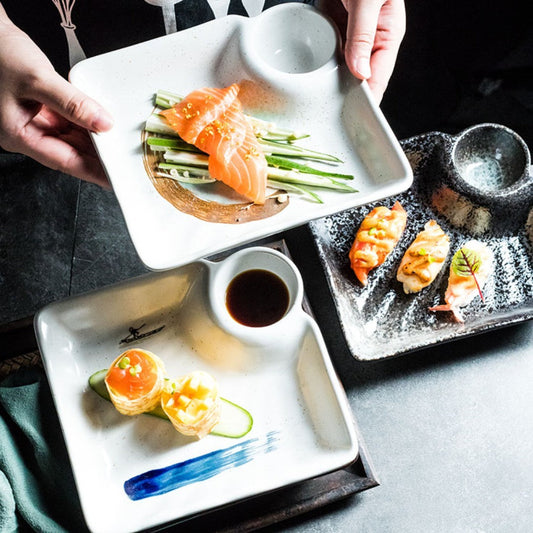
[88,369,253,438]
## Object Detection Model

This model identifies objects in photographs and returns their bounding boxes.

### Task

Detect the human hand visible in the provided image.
[341,0,406,103]
[0,11,113,187]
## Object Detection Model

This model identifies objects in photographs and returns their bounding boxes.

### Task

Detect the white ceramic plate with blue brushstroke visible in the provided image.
[34,247,358,533]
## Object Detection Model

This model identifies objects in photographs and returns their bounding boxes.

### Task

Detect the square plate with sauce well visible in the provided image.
[34,248,358,533]
[69,4,412,271]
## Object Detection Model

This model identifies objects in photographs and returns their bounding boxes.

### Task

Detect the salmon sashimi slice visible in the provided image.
[349,201,407,286]
[160,84,240,145]
[160,84,267,204]
[195,99,247,165]
[208,124,267,205]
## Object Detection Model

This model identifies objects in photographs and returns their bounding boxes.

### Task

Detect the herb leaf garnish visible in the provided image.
[451,247,485,302]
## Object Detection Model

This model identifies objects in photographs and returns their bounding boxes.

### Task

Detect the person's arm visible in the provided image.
[0,3,113,186]
[341,0,406,103]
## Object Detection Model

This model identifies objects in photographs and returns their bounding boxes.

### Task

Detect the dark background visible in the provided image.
[381,0,533,147]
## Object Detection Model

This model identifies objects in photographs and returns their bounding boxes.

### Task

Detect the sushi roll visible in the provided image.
[397,220,450,293]
[349,201,407,285]
[429,240,493,322]
[105,349,166,416]
[160,371,221,439]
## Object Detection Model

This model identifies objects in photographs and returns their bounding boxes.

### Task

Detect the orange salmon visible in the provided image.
[161,84,267,204]
[161,84,240,145]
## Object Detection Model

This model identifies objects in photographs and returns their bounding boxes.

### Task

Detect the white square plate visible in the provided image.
[34,255,358,533]
[69,5,412,271]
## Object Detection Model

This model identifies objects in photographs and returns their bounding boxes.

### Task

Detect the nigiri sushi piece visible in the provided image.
[160,84,267,204]
[105,349,166,416]
[349,201,407,285]
[396,220,450,293]
[160,371,221,439]
[429,240,493,323]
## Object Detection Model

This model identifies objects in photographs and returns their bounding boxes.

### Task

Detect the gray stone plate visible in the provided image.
[309,130,533,361]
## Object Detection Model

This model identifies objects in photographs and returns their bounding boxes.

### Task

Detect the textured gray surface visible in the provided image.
[0,154,78,323]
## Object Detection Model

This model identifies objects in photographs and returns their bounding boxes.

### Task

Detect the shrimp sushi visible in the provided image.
[160,84,267,204]
[429,239,493,322]
[396,220,450,293]
[349,201,407,285]
[160,371,221,439]
[105,349,166,416]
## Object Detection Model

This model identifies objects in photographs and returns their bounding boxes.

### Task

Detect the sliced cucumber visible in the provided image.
[212,398,254,438]
[88,369,253,438]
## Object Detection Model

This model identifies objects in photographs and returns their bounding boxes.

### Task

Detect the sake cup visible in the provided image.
[440,123,532,232]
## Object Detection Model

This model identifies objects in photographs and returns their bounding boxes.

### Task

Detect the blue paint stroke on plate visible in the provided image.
[124,431,279,501]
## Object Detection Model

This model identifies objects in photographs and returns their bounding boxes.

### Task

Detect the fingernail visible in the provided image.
[355,57,371,79]
[92,108,114,131]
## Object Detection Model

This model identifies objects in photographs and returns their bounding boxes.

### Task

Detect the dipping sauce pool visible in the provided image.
[226,269,289,327]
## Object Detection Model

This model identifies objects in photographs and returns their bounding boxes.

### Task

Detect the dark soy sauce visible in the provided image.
[226,269,290,327]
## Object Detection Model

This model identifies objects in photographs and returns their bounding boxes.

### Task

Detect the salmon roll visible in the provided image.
[105,349,166,416]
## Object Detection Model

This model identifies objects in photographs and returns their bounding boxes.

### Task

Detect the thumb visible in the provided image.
[28,71,114,132]
[344,0,382,80]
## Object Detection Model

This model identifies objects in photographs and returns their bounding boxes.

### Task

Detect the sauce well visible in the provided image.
[226,269,289,327]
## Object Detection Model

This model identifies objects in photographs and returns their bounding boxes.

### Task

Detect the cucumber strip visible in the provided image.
[157,164,214,182]
[145,120,342,164]
[246,116,309,142]
[156,169,216,184]
[158,158,356,192]
[145,114,178,136]
[267,179,323,203]
[212,399,254,438]
[267,167,358,192]
[266,155,354,180]
[88,370,253,439]
[154,89,182,109]
[147,136,201,153]
[259,138,343,163]
[163,150,209,166]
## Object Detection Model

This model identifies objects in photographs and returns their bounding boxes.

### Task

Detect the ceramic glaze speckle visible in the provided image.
[460,155,509,191]
[453,124,529,193]
[309,126,533,361]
